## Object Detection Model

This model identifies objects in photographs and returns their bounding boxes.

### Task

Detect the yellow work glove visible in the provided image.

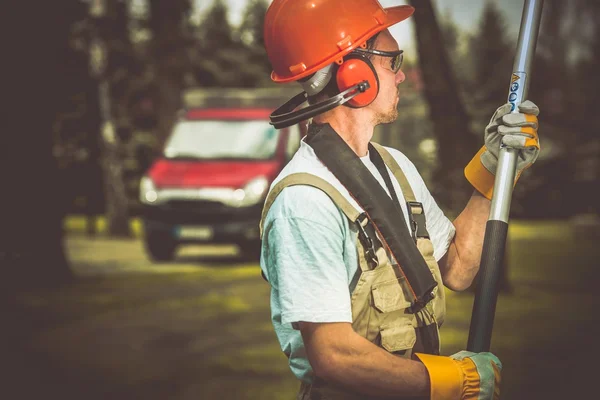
[465,100,540,200]
[415,351,502,400]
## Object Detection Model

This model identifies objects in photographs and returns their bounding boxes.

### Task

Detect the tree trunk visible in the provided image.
[148,0,193,145]
[408,0,478,214]
[91,0,131,237]
[1,2,74,290]
[155,76,182,146]
[98,80,131,237]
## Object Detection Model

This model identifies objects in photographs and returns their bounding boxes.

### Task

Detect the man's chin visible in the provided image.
[378,110,399,125]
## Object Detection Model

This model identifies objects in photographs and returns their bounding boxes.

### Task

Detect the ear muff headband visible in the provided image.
[269,81,371,129]
[336,54,379,108]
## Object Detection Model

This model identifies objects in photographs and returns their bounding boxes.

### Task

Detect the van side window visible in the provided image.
[286,124,302,160]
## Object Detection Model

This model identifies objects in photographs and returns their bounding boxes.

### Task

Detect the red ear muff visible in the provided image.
[336,54,379,108]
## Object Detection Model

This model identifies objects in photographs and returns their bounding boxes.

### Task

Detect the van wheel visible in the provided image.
[239,240,261,261]
[144,235,177,262]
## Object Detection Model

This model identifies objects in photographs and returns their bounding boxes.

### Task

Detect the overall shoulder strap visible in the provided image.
[370,142,430,241]
[370,142,416,202]
[259,172,361,239]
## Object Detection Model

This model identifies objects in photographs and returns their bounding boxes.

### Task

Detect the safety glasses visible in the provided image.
[354,48,404,73]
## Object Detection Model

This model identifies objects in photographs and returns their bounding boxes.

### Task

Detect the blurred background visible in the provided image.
[2,0,599,399]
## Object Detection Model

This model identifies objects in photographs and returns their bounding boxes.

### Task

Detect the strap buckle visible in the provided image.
[408,290,436,314]
[407,201,430,242]
[356,213,379,268]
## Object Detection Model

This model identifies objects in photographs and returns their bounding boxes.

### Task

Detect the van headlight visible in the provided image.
[226,176,269,208]
[140,176,160,205]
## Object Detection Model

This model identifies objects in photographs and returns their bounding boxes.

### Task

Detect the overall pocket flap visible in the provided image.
[372,278,411,313]
[380,324,417,352]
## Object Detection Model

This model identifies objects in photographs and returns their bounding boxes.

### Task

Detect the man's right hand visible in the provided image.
[415,351,501,400]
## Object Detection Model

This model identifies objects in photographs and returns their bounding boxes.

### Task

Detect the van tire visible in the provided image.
[144,235,177,262]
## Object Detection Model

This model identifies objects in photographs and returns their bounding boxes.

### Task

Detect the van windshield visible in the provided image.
[163,120,280,160]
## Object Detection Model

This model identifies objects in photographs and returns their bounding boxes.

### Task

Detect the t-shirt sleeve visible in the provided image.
[261,186,353,326]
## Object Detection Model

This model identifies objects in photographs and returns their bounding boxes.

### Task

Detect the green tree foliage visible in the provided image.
[238,0,272,85]
[194,0,238,86]
[467,1,514,132]
[148,0,194,143]
[440,8,460,59]
[239,0,268,48]
[198,0,235,53]
[571,0,600,139]
[561,0,600,214]
[103,0,142,131]
[438,8,474,118]
[531,0,570,122]
[194,0,272,87]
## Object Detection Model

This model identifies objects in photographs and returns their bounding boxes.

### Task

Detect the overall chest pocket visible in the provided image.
[372,277,412,313]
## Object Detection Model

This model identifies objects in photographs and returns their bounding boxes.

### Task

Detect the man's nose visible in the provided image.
[396,69,406,85]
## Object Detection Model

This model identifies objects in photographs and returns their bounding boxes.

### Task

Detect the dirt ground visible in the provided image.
[3,221,600,399]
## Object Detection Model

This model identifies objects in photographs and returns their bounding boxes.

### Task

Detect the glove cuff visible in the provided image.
[465,146,524,201]
[415,353,464,400]
[465,146,496,200]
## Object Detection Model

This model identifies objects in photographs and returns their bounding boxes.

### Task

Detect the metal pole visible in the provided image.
[467,0,544,353]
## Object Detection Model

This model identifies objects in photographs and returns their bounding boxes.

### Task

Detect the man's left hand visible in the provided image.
[482,100,540,175]
[464,100,540,199]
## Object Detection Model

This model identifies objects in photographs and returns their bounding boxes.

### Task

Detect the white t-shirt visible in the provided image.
[259,139,456,383]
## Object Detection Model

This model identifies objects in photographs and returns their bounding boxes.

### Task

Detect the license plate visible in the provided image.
[177,226,213,239]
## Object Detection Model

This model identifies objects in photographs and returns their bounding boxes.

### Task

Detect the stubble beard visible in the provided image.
[374,101,399,125]
[372,86,400,125]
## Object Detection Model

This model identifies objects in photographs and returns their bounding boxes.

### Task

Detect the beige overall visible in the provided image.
[260,143,446,400]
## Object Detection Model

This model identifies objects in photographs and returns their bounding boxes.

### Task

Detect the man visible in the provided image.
[259,1,540,399]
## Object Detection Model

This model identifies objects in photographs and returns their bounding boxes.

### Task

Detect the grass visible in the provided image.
[7,217,600,399]
[64,214,144,237]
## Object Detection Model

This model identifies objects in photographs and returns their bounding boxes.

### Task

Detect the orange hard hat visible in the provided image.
[264,0,414,83]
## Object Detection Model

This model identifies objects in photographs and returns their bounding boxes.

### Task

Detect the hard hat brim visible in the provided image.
[271,5,414,83]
